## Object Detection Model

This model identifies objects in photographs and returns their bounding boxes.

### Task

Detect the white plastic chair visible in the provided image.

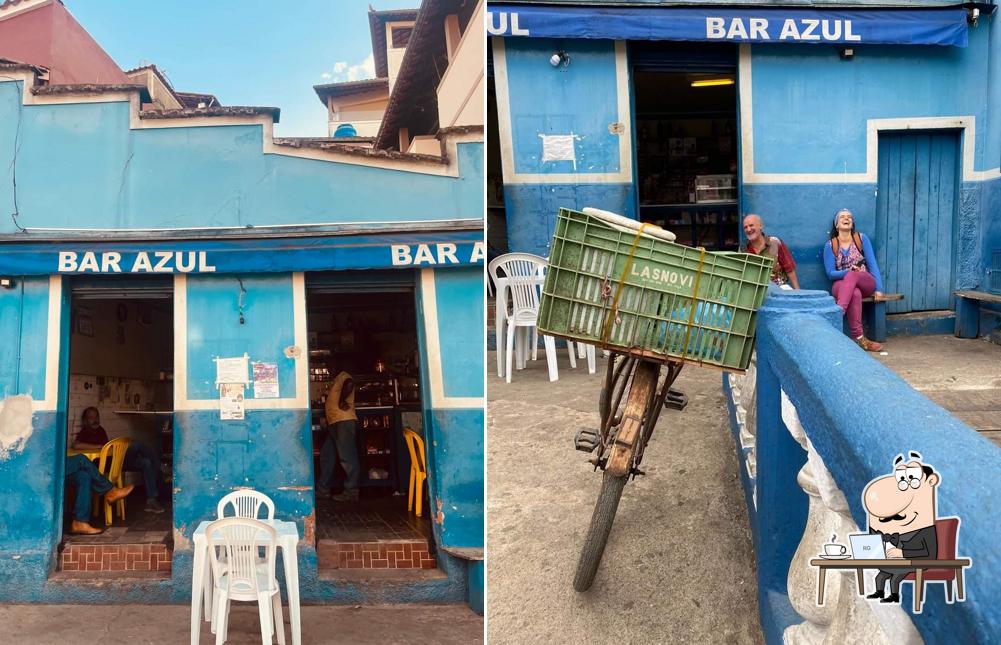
[206,517,285,645]
[495,253,570,382]
[210,489,276,633]
[217,490,275,521]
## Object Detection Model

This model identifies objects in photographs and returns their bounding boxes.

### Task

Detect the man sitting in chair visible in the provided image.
[66,454,133,534]
[862,451,940,604]
[74,407,166,514]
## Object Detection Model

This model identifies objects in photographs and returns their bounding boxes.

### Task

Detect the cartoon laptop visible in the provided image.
[849,533,886,559]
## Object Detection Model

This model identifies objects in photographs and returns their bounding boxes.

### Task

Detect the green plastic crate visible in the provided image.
[537,208,775,371]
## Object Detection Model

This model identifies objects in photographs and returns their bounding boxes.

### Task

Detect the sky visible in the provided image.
[67,0,418,137]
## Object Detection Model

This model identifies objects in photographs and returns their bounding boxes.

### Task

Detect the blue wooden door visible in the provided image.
[875,131,959,314]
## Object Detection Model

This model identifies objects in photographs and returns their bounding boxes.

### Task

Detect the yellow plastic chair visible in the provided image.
[92,437,130,526]
[402,428,427,518]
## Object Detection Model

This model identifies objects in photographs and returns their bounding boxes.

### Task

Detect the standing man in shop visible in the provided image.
[321,367,360,502]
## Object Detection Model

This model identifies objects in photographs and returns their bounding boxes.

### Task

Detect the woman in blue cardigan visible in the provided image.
[822,209,884,352]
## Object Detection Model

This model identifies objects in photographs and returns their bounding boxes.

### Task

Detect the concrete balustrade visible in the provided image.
[724,287,1001,644]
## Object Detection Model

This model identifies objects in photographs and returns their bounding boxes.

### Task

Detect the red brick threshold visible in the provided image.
[317,539,436,570]
[60,543,172,574]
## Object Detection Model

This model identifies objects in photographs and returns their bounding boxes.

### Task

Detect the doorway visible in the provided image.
[631,42,740,250]
[60,277,174,576]
[306,273,435,573]
[875,130,960,313]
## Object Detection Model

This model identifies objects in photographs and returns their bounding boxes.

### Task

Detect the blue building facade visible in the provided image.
[489,1,1001,334]
[0,64,484,609]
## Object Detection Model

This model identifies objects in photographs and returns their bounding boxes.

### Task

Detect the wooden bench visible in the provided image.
[861,293,904,342]
[954,290,1001,338]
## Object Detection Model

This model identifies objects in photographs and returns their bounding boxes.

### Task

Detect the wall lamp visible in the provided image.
[549,50,570,70]
[0,277,15,289]
[839,47,855,60]
[690,78,734,88]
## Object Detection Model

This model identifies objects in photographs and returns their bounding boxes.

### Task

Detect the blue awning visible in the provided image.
[0,229,484,276]
[487,5,969,47]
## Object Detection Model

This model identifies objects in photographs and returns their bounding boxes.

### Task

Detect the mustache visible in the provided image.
[879,514,907,522]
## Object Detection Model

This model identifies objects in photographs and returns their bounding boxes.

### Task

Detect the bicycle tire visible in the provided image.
[573,361,658,592]
[572,471,627,592]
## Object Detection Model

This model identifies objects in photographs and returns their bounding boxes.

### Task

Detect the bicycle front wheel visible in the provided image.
[572,471,627,592]
[573,360,659,592]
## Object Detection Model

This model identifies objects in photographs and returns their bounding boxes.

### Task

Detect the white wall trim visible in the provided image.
[739,45,1001,185]
[0,72,480,178]
[173,272,309,412]
[420,268,484,410]
[32,275,62,412]
[493,38,633,185]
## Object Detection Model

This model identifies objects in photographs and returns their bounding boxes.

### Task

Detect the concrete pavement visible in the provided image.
[487,352,763,644]
[874,334,1001,447]
[3,603,483,644]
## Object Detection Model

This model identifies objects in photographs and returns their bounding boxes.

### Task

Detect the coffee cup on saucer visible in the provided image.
[823,543,847,557]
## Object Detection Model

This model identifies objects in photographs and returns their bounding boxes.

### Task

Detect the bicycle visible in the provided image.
[571,352,688,592]
[535,207,773,593]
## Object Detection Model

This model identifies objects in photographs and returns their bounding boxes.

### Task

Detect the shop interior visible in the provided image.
[632,42,740,250]
[63,280,173,551]
[306,283,433,568]
[487,69,508,260]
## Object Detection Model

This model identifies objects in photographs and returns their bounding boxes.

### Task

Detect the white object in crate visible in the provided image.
[695,174,737,204]
[581,207,677,242]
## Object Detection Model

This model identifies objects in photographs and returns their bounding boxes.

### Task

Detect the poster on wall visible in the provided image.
[219,383,245,420]
[216,356,249,384]
[252,362,280,399]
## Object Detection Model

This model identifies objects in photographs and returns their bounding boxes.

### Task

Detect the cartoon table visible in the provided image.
[809,558,971,612]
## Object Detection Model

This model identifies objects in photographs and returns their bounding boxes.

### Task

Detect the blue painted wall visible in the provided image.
[749,36,994,174]
[0,83,483,233]
[185,274,297,400]
[415,267,485,549]
[503,182,636,257]
[496,36,638,256]
[505,38,622,174]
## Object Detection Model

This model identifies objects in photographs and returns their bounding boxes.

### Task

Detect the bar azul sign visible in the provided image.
[486,6,968,47]
[706,17,860,43]
[391,242,485,266]
[58,251,216,273]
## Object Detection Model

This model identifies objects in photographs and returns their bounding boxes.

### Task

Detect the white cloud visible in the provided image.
[321,54,375,83]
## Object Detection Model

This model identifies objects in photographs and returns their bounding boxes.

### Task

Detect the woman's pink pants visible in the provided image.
[832,271,876,338]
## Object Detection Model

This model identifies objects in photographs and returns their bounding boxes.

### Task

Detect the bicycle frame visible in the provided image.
[594,352,684,478]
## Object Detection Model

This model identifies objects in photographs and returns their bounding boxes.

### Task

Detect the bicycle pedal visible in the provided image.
[664,388,688,411]
[574,428,601,453]
[630,467,646,479]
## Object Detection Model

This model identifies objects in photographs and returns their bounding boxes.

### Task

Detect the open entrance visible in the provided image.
[306,273,436,574]
[60,277,173,577]
[632,42,740,251]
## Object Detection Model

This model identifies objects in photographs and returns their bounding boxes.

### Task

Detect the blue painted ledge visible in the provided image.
[740,287,1001,644]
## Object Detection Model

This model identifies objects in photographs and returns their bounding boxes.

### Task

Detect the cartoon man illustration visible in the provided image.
[862,451,940,604]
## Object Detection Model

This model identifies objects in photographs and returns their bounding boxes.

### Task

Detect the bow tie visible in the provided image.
[879,531,901,547]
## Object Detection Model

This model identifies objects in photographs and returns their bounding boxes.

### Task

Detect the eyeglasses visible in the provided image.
[895,466,923,490]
